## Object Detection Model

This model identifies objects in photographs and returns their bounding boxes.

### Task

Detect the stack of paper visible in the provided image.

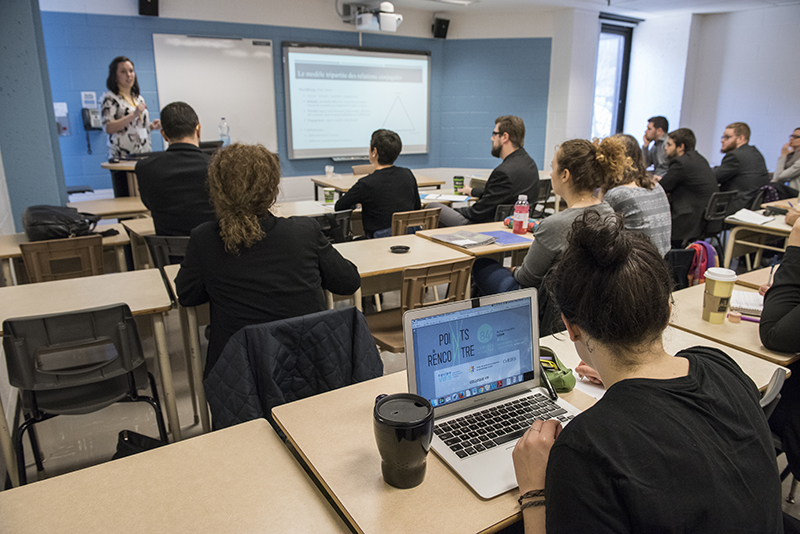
[727,209,774,225]
[730,290,764,316]
[430,231,496,248]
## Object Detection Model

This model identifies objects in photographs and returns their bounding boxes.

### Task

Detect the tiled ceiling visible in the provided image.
[396,0,800,16]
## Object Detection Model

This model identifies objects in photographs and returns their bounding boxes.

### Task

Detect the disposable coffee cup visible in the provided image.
[373,393,434,489]
[453,176,465,191]
[325,165,334,177]
[702,267,737,324]
[323,187,335,204]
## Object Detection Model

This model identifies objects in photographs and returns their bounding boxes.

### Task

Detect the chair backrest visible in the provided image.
[400,258,475,313]
[20,234,104,283]
[311,210,354,243]
[761,368,787,420]
[664,248,696,290]
[391,208,441,236]
[494,204,514,222]
[2,303,144,391]
[532,180,552,216]
[704,191,739,222]
[749,188,766,211]
[144,235,190,270]
[352,164,376,175]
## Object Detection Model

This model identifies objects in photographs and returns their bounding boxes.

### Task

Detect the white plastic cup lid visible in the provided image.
[704,267,737,282]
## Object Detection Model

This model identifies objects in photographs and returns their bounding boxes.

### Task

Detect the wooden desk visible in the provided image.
[311,173,445,201]
[0,223,130,286]
[0,269,183,487]
[723,211,792,268]
[762,199,795,211]
[333,235,471,300]
[68,197,149,220]
[164,264,211,434]
[736,267,772,290]
[416,222,533,261]
[272,371,595,534]
[540,326,786,393]
[668,283,798,365]
[0,419,349,533]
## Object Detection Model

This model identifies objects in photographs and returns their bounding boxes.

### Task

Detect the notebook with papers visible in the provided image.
[404,288,582,499]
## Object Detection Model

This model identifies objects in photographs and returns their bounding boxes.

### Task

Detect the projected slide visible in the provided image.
[284,44,430,159]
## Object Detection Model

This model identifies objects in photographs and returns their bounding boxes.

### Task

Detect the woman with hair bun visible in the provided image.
[176,143,361,376]
[472,137,621,296]
[511,210,782,533]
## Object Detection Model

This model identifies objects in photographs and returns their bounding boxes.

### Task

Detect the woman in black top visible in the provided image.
[176,143,361,376]
[512,210,782,533]
[761,218,800,481]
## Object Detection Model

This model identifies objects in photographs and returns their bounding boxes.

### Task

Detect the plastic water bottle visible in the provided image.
[513,194,529,234]
[218,118,230,147]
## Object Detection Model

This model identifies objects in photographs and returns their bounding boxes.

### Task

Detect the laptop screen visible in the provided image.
[410,294,537,408]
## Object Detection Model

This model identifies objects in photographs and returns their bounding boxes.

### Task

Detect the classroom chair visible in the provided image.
[19,234,104,283]
[391,207,441,236]
[698,190,738,253]
[761,367,799,504]
[204,306,383,435]
[3,304,168,485]
[311,210,355,243]
[144,234,207,431]
[366,257,475,353]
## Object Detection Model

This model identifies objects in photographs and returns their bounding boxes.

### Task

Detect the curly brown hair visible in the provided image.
[207,143,281,254]
[608,133,655,190]
[556,137,631,193]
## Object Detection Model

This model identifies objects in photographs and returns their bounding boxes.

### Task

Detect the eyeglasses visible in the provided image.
[721,135,734,140]
[491,131,502,137]
[790,135,800,140]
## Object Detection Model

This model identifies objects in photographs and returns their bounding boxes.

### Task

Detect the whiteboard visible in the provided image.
[152,34,278,151]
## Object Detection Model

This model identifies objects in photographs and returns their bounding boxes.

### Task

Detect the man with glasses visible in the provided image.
[772,127,800,196]
[642,115,670,178]
[433,115,539,226]
[714,122,769,213]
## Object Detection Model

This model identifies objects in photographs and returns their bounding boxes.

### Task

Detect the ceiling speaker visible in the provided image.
[139,0,159,17]
[432,18,449,39]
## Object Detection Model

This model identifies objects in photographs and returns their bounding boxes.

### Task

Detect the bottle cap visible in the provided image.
[518,195,527,201]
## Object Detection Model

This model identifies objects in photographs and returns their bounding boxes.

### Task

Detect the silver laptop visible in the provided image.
[404,288,582,499]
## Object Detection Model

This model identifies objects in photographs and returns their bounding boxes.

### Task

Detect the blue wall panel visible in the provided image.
[40,12,550,191]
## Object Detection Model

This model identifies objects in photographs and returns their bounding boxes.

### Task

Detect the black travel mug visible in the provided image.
[373,393,434,489]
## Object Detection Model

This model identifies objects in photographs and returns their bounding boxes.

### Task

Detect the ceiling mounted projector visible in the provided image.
[354,2,403,32]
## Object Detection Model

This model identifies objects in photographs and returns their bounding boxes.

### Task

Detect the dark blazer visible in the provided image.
[659,150,719,244]
[176,215,361,376]
[334,166,421,237]
[714,143,769,214]
[135,143,216,236]
[458,148,540,223]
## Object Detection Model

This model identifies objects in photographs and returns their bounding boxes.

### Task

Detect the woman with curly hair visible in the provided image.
[176,143,361,376]
[600,133,672,257]
[472,137,625,296]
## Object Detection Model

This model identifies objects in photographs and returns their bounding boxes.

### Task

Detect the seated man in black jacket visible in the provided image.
[714,121,770,214]
[658,128,719,247]
[334,129,420,238]
[433,115,540,226]
[135,101,216,236]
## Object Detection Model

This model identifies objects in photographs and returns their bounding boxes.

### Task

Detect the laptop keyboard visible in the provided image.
[433,393,575,459]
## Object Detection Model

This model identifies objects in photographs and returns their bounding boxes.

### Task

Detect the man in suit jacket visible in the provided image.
[659,128,719,247]
[135,101,216,236]
[714,122,770,214]
[642,115,670,178]
[433,115,540,226]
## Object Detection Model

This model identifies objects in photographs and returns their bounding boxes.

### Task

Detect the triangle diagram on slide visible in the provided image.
[382,96,416,131]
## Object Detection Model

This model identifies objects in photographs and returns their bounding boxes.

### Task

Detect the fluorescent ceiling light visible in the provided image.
[427,0,478,6]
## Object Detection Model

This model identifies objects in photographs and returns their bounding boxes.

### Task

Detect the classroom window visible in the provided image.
[591,24,633,139]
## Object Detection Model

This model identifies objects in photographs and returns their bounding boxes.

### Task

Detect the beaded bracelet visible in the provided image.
[517,489,545,505]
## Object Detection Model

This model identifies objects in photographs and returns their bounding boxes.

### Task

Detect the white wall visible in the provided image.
[544,8,600,165]
[624,13,693,138]
[39,0,437,38]
[444,8,554,39]
[681,5,800,168]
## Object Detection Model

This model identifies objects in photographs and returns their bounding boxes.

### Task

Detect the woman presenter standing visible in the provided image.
[100,56,161,160]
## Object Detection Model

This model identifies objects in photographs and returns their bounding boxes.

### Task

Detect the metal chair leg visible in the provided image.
[27,423,45,472]
[788,477,799,504]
